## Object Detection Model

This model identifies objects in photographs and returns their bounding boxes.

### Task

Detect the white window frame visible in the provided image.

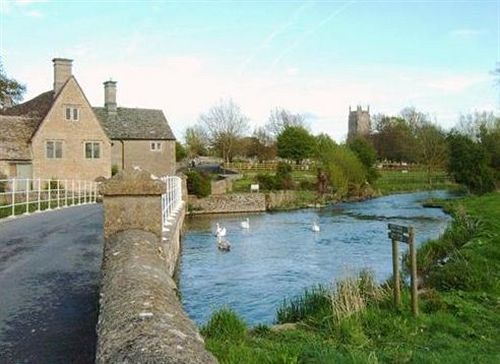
[64,105,80,121]
[84,141,102,159]
[150,141,162,152]
[46,140,63,159]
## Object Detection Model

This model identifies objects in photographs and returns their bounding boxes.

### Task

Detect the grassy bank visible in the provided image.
[201,192,500,363]
[375,170,458,194]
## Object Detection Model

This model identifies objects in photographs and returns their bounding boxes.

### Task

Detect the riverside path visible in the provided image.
[0,204,103,364]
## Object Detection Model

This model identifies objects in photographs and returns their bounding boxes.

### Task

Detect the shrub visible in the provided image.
[275,162,294,189]
[255,173,278,191]
[185,170,211,197]
[111,164,119,176]
[201,307,247,343]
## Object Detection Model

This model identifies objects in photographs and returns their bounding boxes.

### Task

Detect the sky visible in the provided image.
[0,0,498,141]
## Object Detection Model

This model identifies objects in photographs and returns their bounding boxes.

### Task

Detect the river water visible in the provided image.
[179,190,455,325]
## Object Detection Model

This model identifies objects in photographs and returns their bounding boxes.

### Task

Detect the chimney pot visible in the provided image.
[104,80,117,114]
[53,58,73,95]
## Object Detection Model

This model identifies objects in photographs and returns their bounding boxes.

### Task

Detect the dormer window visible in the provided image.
[65,105,79,121]
[150,142,162,152]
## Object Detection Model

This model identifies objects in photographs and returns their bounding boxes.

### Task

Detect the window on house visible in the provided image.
[46,141,63,159]
[65,105,79,121]
[150,142,162,151]
[85,142,101,159]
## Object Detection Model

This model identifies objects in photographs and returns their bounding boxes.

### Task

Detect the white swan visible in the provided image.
[312,221,320,232]
[215,223,227,237]
[240,218,250,229]
[217,237,231,251]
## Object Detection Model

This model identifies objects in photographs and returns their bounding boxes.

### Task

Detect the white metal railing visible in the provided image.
[0,178,99,219]
[160,176,183,231]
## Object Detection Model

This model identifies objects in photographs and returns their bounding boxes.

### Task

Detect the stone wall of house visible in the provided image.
[189,193,266,214]
[121,140,176,177]
[97,168,216,363]
[31,77,111,181]
[110,141,123,171]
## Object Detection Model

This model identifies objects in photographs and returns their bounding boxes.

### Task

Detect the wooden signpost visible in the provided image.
[388,223,418,317]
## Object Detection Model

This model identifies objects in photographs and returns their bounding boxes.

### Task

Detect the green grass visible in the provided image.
[376,170,458,194]
[202,192,500,363]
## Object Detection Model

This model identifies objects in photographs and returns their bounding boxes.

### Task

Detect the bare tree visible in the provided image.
[456,111,497,140]
[184,125,208,157]
[491,62,500,110]
[400,106,429,132]
[265,107,307,137]
[198,98,249,162]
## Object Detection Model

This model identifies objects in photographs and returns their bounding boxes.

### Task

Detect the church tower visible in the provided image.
[348,105,371,140]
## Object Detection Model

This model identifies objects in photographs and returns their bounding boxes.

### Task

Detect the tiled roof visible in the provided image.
[93,107,176,140]
[0,115,38,160]
[1,90,54,121]
[0,91,55,161]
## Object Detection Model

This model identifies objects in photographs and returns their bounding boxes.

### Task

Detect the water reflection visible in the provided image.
[180,190,456,325]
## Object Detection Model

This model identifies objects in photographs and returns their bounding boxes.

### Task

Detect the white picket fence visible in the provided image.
[0,178,99,219]
[160,176,183,232]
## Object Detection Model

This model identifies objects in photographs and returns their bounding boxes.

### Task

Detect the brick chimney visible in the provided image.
[53,58,73,95]
[104,80,117,114]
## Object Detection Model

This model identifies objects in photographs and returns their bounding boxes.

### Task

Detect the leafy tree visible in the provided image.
[415,123,448,184]
[185,170,211,197]
[347,137,379,182]
[277,126,315,164]
[314,133,367,196]
[371,116,416,162]
[185,126,208,157]
[0,60,26,107]
[175,141,187,162]
[198,98,249,162]
[479,120,500,181]
[447,133,495,194]
[266,107,307,138]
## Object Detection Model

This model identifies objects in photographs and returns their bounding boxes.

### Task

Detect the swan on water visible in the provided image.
[241,218,250,229]
[215,223,227,237]
[312,220,320,232]
[217,237,231,251]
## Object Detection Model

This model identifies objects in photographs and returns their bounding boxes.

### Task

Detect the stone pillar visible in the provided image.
[100,168,165,240]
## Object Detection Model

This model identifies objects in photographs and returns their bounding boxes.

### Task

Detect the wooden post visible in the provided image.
[409,227,418,317]
[392,238,401,308]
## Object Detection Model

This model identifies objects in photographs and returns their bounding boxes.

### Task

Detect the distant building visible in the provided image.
[0,58,176,180]
[347,105,371,140]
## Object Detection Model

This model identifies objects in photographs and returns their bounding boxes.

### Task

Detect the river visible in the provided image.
[179,190,455,325]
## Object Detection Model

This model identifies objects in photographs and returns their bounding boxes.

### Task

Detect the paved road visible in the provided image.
[0,205,103,364]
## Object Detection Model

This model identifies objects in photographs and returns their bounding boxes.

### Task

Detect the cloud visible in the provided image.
[449,28,485,39]
[24,9,42,18]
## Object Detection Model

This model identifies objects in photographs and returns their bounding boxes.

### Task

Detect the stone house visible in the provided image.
[0,58,176,181]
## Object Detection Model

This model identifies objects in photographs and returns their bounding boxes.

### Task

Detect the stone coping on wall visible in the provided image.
[96,228,217,364]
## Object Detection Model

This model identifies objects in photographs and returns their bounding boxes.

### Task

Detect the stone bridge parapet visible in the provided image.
[96,168,217,363]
